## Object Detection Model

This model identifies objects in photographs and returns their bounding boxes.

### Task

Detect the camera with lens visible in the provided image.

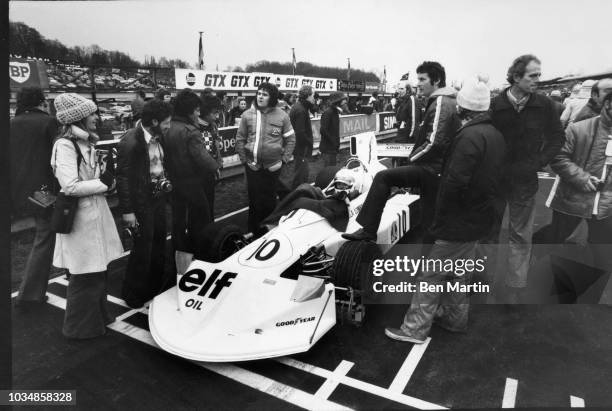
[152,176,173,197]
[124,224,140,238]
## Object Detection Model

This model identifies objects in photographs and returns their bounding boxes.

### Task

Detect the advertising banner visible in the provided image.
[365,82,379,92]
[337,79,366,93]
[175,69,275,91]
[377,111,397,132]
[9,58,49,90]
[176,69,337,92]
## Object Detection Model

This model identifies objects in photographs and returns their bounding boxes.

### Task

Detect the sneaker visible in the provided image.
[342,228,376,242]
[384,327,426,344]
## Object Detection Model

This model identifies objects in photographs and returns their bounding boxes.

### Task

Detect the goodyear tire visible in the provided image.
[314,165,342,189]
[332,241,382,292]
[195,222,244,263]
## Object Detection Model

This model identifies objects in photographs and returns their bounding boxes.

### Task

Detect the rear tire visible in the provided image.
[195,222,244,262]
[332,241,382,291]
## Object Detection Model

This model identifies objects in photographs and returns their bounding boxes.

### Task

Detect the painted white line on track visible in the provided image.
[502,378,518,408]
[277,357,447,410]
[39,292,353,411]
[214,206,249,222]
[570,396,585,407]
[314,360,354,400]
[388,337,431,393]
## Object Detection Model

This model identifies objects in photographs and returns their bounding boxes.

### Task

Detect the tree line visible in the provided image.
[10,21,381,82]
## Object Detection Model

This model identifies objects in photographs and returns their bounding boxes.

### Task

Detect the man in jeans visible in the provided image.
[487,55,565,303]
[385,76,506,343]
[12,87,58,309]
[343,61,460,243]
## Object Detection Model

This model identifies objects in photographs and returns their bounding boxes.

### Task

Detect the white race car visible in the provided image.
[149,132,419,362]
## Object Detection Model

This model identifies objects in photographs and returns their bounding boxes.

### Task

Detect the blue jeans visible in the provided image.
[401,240,475,340]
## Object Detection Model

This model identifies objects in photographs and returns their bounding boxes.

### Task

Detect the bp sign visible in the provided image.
[9,58,49,90]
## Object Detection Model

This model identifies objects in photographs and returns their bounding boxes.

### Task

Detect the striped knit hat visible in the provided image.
[54,93,97,125]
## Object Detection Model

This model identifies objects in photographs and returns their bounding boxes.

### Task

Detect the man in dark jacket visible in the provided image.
[385,76,506,343]
[395,80,421,143]
[12,87,59,308]
[319,92,348,166]
[117,100,173,308]
[286,85,315,192]
[161,89,219,271]
[487,54,565,302]
[343,61,461,242]
[574,78,612,123]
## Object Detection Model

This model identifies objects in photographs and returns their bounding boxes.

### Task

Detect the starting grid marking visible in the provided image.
[33,288,445,410]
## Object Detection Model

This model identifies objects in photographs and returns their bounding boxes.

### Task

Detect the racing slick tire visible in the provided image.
[195,222,245,263]
[332,241,382,295]
[314,165,342,189]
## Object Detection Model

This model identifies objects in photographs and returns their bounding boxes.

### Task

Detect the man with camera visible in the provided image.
[117,99,173,309]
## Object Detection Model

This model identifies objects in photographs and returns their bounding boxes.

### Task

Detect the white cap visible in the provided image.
[457,74,491,111]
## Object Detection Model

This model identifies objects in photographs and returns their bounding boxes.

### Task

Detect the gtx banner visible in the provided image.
[176,69,337,92]
[9,58,49,90]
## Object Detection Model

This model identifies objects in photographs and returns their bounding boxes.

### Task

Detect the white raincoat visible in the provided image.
[51,126,123,274]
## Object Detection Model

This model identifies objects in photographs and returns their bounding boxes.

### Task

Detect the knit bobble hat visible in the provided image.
[457,74,491,112]
[329,92,348,105]
[54,93,98,125]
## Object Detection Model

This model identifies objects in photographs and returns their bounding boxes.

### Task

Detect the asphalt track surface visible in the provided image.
[11,176,612,410]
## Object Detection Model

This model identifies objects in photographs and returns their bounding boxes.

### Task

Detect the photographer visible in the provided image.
[161,89,219,271]
[117,100,173,309]
[11,87,58,309]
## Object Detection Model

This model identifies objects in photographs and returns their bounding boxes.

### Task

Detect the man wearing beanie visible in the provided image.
[385,76,506,343]
[487,55,564,303]
[319,91,348,166]
[343,61,460,242]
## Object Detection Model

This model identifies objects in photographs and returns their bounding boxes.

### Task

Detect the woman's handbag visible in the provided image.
[50,192,79,233]
[50,138,84,234]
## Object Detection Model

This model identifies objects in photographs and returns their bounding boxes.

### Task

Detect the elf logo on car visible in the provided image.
[276,316,316,327]
[186,72,196,87]
[178,268,237,300]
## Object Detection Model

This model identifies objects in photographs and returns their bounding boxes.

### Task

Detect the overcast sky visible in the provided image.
[9,0,612,88]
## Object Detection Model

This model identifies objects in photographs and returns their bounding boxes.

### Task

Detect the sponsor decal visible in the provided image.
[179,268,237,301]
[275,316,316,327]
[186,72,196,86]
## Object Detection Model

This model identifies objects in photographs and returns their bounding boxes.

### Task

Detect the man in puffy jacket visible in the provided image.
[546,92,612,301]
[487,54,564,303]
[343,61,460,242]
[161,89,219,266]
[319,92,348,166]
[385,76,506,343]
[236,82,295,233]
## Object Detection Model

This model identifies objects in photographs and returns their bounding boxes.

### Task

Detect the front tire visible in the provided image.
[195,222,244,262]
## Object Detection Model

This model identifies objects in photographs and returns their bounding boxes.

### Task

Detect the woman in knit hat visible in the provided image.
[51,93,123,339]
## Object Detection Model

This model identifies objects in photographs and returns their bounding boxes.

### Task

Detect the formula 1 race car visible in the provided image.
[149,132,419,362]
